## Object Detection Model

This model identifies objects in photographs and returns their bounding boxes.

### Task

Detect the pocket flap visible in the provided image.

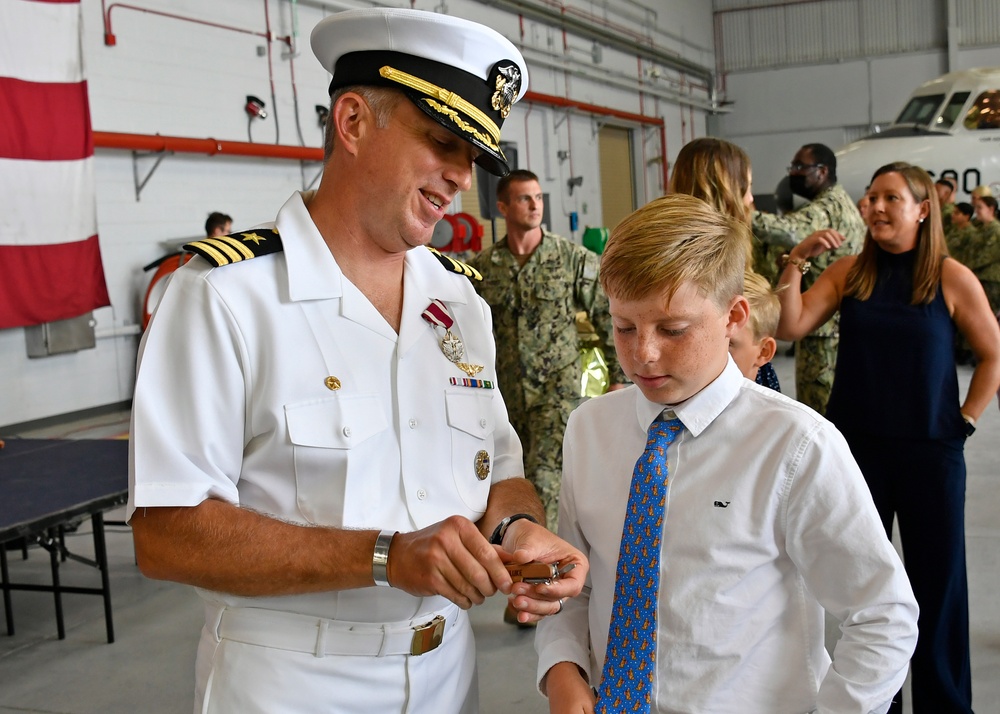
[445,390,495,439]
[286,394,387,449]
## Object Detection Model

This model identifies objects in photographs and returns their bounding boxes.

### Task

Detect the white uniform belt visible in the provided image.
[216,604,456,658]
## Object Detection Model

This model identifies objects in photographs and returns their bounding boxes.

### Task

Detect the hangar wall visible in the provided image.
[711,0,1000,200]
[1,0,716,427]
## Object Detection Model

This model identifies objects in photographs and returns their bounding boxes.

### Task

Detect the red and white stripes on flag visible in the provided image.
[0,0,110,329]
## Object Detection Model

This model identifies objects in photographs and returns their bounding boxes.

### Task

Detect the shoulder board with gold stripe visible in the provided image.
[426,246,482,281]
[183,228,283,267]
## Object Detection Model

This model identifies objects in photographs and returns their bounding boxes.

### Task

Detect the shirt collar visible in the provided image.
[633,356,744,437]
[278,191,343,302]
[403,244,469,306]
[491,229,551,265]
[278,191,467,306]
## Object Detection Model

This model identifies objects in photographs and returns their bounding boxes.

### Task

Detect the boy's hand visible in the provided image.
[496,519,588,624]
[544,662,595,714]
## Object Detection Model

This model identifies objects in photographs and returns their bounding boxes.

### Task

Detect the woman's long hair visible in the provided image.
[669,138,753,226]
[845,162,946,305]
[668,138,754,263]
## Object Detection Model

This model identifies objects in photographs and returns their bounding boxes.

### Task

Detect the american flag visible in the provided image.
[0,0,110,329]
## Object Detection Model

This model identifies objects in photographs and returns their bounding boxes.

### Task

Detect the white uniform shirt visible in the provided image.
[535,358,918,714]
[128,191,523,624]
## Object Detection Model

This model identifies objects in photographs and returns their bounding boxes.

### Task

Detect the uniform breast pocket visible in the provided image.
[285,394,388,525]
[445,389,496,513]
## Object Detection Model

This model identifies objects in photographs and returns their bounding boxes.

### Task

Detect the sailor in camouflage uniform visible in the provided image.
[935,177,958,231]
[752,144,864,415]
[965,200,1000,313]
[944,202,977,267]
[470,170,624,532]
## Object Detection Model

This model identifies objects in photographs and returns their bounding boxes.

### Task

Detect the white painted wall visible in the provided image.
[1,0,714,427]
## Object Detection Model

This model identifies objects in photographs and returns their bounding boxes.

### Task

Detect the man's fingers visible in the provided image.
[385,516,502,607]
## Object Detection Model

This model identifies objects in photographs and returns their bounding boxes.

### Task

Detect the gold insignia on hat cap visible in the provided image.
[310,8,528,176]
[491,63,521,119]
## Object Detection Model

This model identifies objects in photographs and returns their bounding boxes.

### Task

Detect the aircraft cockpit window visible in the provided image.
[936,92,971,129]
[895,94,944,126]
[963,90,1000,130]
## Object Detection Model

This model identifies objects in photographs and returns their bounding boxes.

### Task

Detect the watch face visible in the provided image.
[966,422,976,437]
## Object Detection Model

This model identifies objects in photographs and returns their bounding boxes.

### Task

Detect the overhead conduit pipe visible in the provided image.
[95,5,672,188]
[93,96,666,190]
[484,0,715,102]
[92,131,323,161]
[101,2,292,145]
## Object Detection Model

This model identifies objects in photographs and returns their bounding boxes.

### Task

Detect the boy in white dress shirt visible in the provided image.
[534,194,918,714]
[729,270,780,383]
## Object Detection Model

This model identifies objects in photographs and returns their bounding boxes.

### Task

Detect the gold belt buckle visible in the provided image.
[410,615,446,656]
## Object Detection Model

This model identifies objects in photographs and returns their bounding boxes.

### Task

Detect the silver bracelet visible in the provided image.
[372,529,396,587]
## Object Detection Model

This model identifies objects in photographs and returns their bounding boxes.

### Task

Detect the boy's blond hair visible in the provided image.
[743,270,781,341]
[600,194,747,309]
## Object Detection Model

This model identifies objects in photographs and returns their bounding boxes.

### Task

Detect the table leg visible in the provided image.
[92,512,115,643]
[47,528,66,640]
[1,546,13,635]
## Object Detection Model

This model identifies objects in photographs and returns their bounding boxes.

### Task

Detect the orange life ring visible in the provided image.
[141,252,194,330]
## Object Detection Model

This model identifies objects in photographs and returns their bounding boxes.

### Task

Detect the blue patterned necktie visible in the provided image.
[596,414,683,714]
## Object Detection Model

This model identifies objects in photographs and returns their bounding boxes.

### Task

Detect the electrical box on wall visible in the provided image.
[25,313,97,358]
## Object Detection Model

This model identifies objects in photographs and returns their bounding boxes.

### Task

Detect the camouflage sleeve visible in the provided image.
[466,247,494,297]
[466,246,485,276]
[752,204,834,250]
[966,223,1000,273]
[573,247,625,384]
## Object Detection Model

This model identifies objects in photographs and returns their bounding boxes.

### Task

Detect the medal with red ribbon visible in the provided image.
[422,299,484,377]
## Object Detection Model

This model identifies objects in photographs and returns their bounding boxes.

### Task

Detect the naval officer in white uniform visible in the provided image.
[127,9,587,713]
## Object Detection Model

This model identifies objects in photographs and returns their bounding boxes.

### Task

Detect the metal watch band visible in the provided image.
[489,513,538,546]
[372,529,397,587]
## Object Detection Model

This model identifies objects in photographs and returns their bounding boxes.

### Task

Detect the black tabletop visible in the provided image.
[0,439,129,542]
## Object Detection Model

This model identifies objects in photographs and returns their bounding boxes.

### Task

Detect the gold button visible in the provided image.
[324,376,341,391]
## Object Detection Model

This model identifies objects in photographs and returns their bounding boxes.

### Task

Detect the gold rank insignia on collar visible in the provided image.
[426,246,483,281]
[183,228,284,267]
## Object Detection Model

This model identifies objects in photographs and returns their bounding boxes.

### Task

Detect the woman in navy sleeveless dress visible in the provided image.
[774,162,1000,714]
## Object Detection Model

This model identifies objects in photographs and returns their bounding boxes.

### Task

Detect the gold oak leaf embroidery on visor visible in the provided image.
[421,99,500,153]
[378,65,502,145]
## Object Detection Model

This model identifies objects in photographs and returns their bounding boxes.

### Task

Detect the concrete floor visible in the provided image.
[1,352,998,713]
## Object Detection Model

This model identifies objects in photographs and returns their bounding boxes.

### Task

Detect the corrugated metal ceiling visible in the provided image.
[713,0,994,72]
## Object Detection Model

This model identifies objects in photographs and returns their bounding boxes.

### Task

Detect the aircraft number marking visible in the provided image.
[926,168,982,194]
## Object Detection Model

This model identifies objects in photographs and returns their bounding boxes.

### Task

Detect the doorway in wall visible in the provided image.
[598,125,636,234]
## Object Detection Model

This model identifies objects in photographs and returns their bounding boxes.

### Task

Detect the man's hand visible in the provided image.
[385,515,512,609]
[794,228,846,260]
[499,519,588,625]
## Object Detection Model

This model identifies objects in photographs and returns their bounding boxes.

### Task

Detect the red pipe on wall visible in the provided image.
[103,2,271,45]
[524,90,668,193]
[92,131,323,161]
[95,92,671,186]
[524,91,662,127]
[659,121,669,191]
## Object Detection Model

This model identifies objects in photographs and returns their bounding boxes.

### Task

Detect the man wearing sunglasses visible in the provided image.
[751,143,865,416]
